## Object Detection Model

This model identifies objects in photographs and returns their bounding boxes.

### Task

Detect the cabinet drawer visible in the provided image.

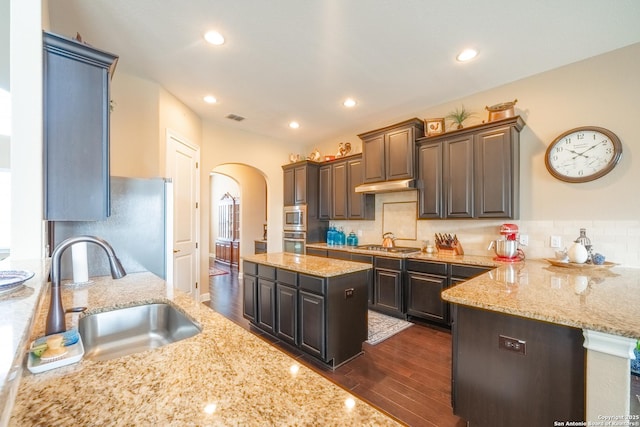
[374,256,403,271]
[351,254,373,264]
[277,268,297,286]
[258,264,276,280]
[244,261,257,276]
[406,259,448,276]
[306,247,328,257]
[451,264,492,280]
[299,274,325,295]
[327,250,351,260]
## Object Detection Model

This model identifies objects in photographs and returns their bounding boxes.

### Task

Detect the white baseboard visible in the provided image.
[200,292,210,302]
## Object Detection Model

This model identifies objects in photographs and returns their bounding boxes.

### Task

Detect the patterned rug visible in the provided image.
[366,310,413,345]
[209,267,228,277]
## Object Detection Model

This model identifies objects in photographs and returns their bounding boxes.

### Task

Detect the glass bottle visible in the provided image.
[575,228,592,262]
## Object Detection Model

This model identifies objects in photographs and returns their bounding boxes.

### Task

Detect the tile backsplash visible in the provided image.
[330,191,640,268]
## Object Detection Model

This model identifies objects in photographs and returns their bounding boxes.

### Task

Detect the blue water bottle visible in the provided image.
[347,231,358,247]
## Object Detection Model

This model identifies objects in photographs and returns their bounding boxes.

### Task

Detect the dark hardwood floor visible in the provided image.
[204,262,466,427]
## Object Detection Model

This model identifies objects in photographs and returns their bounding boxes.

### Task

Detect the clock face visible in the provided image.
[545,126,622,183]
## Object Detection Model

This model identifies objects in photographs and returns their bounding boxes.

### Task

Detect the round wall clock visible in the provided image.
[544,126,622,183]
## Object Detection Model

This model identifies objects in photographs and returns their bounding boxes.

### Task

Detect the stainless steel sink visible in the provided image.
[78,302,201,361]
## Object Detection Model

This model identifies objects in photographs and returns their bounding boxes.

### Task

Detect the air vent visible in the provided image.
[225,114,245,122]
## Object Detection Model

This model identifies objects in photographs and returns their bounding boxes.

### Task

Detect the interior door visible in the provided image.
[166,131,200,299]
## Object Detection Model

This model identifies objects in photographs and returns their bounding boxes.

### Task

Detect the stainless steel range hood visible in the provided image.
[354,179,415,193]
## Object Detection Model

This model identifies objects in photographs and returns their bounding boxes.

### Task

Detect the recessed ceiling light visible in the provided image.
[456,48,478,62]
[204,31,225,45]
[343,98,357,108]
[289,121,300,129]
[203,95,217,104]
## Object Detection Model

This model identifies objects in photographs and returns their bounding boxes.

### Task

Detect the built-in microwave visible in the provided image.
[283,205,306,232]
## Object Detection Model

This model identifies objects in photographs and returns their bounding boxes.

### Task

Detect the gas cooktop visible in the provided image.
[356,245,421,254]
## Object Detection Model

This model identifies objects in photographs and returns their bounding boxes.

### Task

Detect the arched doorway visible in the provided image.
[210,164,267,273]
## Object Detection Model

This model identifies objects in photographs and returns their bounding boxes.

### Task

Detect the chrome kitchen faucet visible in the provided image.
[46,235,127,335]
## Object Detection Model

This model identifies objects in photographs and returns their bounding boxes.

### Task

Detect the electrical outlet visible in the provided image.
[550,235,562,248]
[357,230,363,237]
[519,234,528,246]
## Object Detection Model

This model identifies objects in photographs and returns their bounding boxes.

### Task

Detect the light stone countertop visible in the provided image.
[0,259,49,427]
[442,259,640,339]
[305,243,502,267]
[242,252,373,276]
[9,271,401,426]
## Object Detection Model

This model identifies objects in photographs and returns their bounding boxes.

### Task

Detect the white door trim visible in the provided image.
[165,129,200,300]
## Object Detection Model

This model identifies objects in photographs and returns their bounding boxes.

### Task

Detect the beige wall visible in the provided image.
[201,122,298,270]
[209,172,240,249]
[9,0,45,259]
[110,73,202,178]
[110,73,159,177]
[211,164,267,261]
[317,43,640,267]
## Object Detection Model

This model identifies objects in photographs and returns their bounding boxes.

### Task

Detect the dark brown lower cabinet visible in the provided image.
[242,274,257,323]
[452,305,585,426]
[371,256,404,318]
[299,290,325,359]
[276,284,298,345]
[242,260,369,368]
[257,278,276,334]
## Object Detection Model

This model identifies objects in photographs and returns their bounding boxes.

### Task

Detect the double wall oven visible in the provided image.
[283,205,306,254]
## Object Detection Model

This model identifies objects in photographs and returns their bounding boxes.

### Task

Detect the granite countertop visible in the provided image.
[306,243,502,267]
[9,271,400,426]
[0,259,49,426]
[442,259,640,339]
[242,252,373,276]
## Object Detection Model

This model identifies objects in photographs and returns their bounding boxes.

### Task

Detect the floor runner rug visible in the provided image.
[209,267,229,276]
[366,310,413,345]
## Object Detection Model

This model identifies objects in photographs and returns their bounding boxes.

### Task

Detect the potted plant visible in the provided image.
[446,105,474,130]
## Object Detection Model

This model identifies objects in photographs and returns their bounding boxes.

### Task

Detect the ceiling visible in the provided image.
[48,0,640,146]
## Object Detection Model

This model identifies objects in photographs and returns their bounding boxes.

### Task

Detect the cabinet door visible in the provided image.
[444,135,474,218]
[318,165,332,219]
[294,166,307,205]
[386,127,415,180]
[242,274,257,322]
[231,242,240,267]
[374,269,403,316]
[283,167,295,206]
[44,33,117,220]
[257,279,276,334]
[347,157,374,220]
[362,134,385,183]
[407,272,449,324]
[276,284,298,345]
[417,142,443,218]
[331,161,348,219]
[474,126,517,218]
[300,290,326,359]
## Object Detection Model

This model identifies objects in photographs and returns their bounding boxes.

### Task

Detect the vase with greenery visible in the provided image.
[446,105,474,130]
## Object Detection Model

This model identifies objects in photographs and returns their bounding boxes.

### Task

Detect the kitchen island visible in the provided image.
[442,259,640,425]
[9,270,400,426]
[242,252,372,368]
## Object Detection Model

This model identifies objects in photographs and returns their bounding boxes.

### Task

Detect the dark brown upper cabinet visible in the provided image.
[358,118,424,183]
[416,116,525,219]
[318,154,374,220]
[282,161,320,208]
[43,31,118,221]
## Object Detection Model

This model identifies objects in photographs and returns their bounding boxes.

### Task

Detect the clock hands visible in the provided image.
[574,141,606,158]
[566,148,589,160]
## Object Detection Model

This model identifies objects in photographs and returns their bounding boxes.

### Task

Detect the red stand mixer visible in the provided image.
[488,223,525,262]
